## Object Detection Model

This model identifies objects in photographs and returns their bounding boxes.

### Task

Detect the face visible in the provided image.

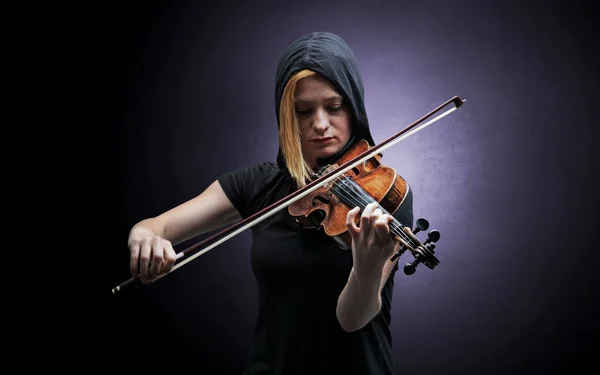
[294,74,353,168]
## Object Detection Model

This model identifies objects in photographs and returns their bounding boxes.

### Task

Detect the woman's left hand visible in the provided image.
[346,202,397,276]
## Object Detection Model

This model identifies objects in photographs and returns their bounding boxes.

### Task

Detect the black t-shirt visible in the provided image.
[218,161,414,375]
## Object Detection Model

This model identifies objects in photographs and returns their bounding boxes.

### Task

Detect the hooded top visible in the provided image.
[274,31,376,172]
[218,31,412,375]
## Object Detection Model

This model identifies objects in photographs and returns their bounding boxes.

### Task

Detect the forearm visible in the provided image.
[336,266,383,332]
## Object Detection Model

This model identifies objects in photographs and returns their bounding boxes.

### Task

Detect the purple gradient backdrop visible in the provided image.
[103,1,598,374]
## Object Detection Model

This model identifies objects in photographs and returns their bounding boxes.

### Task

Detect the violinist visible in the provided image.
[127,31,414,375]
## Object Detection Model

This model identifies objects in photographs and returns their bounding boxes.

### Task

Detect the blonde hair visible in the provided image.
[279,69,317,188]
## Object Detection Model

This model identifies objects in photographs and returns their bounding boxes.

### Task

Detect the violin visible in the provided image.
[111,95,466,294]
[288,137,440,274]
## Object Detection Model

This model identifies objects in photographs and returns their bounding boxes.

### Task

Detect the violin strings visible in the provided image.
[333,176,414,248]
[337,175,415,247]
[329,174,417,249]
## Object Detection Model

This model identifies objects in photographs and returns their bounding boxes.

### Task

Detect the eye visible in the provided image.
[295,108,311,115]
[328,105,342,113]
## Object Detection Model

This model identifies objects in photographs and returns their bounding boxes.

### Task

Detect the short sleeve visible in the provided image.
[392,184,414,229]
[217,162,278,219]
[388,184,414,274]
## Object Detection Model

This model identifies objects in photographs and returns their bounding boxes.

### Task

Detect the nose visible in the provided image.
[311,108,329,133]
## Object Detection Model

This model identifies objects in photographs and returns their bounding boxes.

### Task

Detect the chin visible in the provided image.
[316,146,343,160]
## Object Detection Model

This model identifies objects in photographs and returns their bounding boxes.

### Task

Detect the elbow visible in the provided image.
[336,310,374,333]
[336,299,382,332]
[338,319,364,333]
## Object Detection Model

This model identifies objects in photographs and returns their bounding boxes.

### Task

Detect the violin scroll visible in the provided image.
[390,217,441,275]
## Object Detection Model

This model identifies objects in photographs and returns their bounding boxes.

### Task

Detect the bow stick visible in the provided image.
[112,95,466,294]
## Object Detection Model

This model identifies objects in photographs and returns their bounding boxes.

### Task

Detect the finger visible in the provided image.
[130,242,140,277]
[139,239,152,284]
[358,203,375,229]
[366,210,385,246]
[373,214,393,241]
[148,236,163,281]
[162,240,177,274]
[371,208,383,223]
[360,202,379,237]
[346,206,361,239]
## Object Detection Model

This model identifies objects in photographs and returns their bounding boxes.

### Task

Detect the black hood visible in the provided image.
[274,31,375,172]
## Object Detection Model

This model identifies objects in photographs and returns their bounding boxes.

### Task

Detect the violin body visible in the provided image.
[288,139,409,249]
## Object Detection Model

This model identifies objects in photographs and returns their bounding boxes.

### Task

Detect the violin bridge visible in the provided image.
[316,164,342,189]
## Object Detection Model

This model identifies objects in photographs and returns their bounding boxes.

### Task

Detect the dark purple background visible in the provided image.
[102,1,598,373]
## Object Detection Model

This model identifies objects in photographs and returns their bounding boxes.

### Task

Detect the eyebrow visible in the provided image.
[295,95,343,105]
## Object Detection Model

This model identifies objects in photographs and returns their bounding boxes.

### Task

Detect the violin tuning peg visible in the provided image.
[426,230,440,244]
[403,257,420,275]
[412,218,429,234]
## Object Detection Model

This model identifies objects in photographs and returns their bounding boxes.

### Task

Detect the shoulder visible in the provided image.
[217,161,288,218]
[221,161,279,178]
[217,161,281,187]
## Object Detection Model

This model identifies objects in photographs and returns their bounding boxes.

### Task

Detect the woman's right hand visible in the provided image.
[128,226,177,284]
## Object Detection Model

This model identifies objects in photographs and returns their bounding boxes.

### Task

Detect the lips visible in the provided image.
[311,137,334,142]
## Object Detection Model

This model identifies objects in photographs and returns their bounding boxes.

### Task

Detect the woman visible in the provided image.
[128,31,414,374]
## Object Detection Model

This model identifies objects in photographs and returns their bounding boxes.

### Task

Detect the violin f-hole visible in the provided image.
[312,193,332,206]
